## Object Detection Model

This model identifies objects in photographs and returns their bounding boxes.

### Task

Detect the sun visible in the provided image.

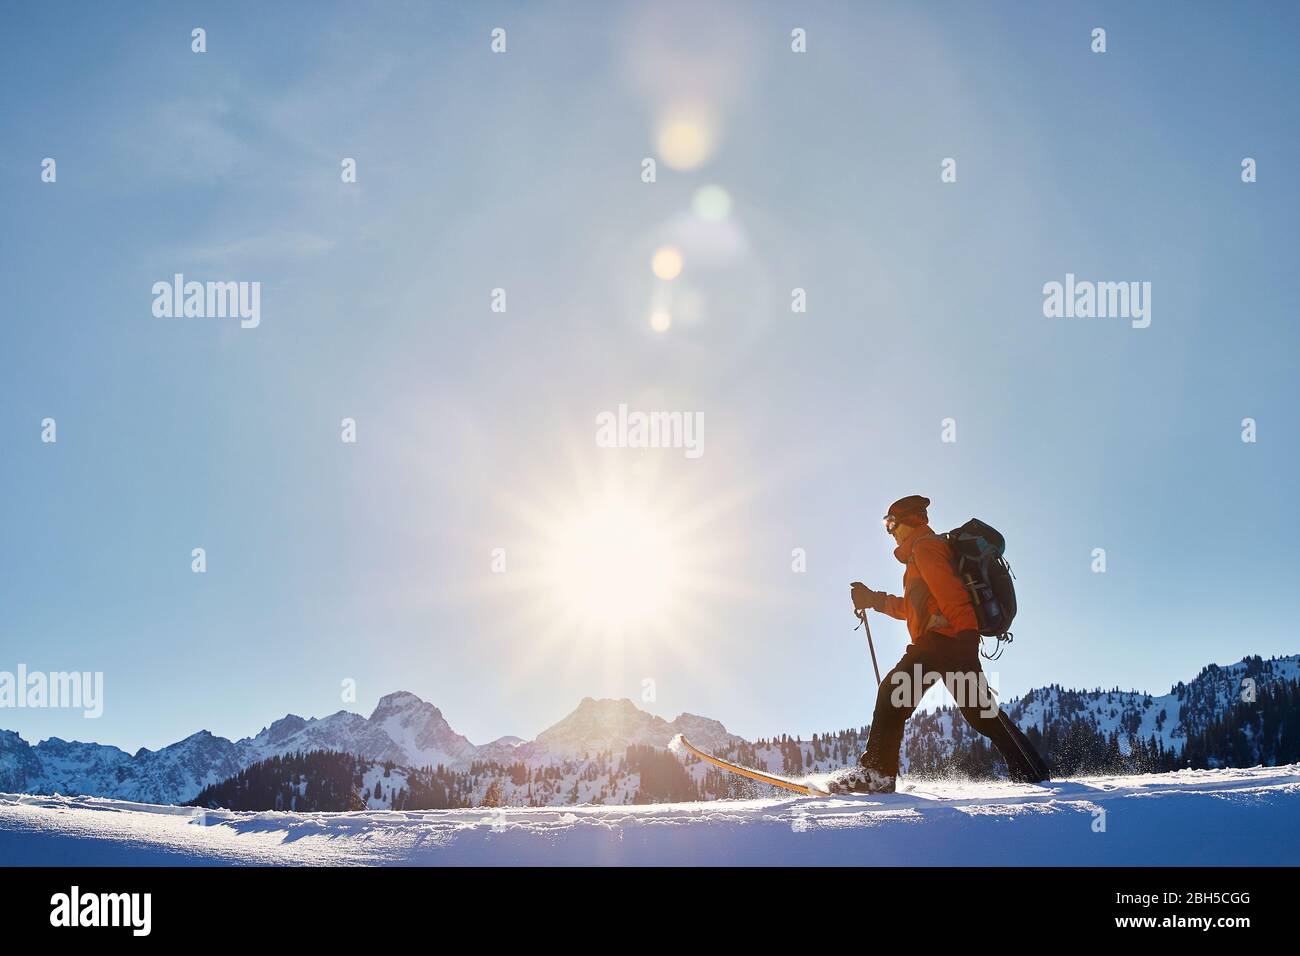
[468,442,765,696]
[546,496,680,633]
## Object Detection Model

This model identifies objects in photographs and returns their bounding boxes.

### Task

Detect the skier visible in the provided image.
[831,494,1051,793]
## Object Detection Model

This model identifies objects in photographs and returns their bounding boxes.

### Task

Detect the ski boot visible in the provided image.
[824,765,896,795]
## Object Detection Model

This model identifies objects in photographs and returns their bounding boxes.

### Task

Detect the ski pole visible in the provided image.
[983,682,1049,782]
[855,609,882,684]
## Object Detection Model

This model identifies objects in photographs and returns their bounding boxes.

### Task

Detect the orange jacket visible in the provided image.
[879,525,978,641]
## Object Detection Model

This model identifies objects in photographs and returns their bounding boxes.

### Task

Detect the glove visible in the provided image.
[850,581,887,612]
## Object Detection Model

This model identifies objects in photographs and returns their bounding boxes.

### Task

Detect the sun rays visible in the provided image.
[474,441,759,701]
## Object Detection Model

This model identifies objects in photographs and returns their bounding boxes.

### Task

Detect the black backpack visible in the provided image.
[944,519,1017,656]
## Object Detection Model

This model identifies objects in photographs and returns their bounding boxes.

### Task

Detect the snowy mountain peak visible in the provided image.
[260,715,309,745]
[1008,653,1300,756]
[367,691,476,769]
[568,697,641,717]
[669,713,742,752]
[169,729,217,749]
[534,697,742,757]
[369,691,432,719]
[575,697,639,714]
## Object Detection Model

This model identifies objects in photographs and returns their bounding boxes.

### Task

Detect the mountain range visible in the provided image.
[1,653,1296,806]
[0,690,740,805]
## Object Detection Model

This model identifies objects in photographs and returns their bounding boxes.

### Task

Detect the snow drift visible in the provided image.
[2,764,1297,866]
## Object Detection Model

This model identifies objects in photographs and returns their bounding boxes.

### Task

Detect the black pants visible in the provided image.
[859,632,1050,782]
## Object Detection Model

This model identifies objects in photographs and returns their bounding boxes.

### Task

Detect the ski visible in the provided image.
[672,735,828,796]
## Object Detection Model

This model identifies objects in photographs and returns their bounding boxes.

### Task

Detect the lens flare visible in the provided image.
[692,185,732,221]
[656,108,717,170]
[651,246,683,280]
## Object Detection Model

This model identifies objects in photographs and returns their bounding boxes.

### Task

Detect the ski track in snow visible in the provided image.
[2,764,1298,866]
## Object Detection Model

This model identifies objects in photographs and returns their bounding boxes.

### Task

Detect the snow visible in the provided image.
[4,764,1297,865]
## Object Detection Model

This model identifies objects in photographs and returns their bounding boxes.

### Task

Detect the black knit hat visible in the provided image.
[884,495,931,521]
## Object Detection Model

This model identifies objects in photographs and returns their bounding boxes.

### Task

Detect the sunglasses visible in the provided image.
[883,515,899,533]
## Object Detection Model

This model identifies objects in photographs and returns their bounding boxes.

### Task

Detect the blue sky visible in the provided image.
[2,1,1297,752]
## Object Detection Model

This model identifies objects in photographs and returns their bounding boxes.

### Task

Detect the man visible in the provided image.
[829,494,1051,794]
